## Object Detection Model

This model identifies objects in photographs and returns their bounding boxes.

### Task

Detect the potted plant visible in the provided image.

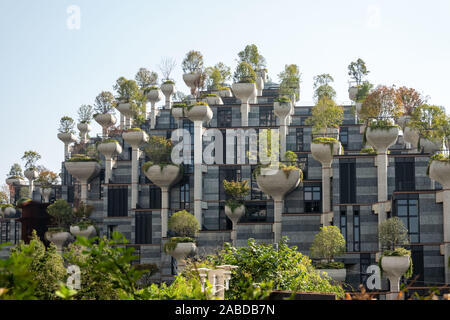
[201,93,223,106]
[159,57,177,108]
[160,80,176,109]
[135,67,158,95]
[223,179,250,230]
[378,217,412,294]
[22,150,41,186]
[182,50,205,96]
[171,103,187,121]
[232,61,257,102]
[93,91,117,136]
[409,104,445,153]
[1,203,16,218]
[97,138,122,161]
[163,210,200,272]
[360,86,402,153]
[218,86,232,98]
[77,104,94,143]
[70,202,97,238]
[65,154,100,202]
[5,163,26,186]
[310,225,347,282]
[278,64,300,102]
[57,116,77,158]
[36,170,59,203]
[205,62,231,93]
[186,101,213,124]
[273,96,292,120]
[45,199,75,253]
[347,59,370,102]
[122,127,149,149]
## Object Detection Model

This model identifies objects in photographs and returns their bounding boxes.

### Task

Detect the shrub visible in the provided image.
[46,199,75,231]
[78,104,94,124]
[66,154,98,163]
[72,202,95,230]
[182,50,204,74]
[143,136,173,165]
[223,180,249,212]
[36,170,59,189]
[168,210,200,238]
[163,80,175,85]
[310,226,346,264]
[378,217,409,251]
[274,96,291,103]
[93,91,116,114]
[278,64,300,101]
[233,62,257,84]
[58,116,75,134]
[306,97,343,133]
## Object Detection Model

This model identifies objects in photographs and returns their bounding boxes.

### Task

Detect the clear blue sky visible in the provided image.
[1,0,450,181]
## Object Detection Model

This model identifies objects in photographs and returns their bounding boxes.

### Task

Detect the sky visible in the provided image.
[1,0,450,182]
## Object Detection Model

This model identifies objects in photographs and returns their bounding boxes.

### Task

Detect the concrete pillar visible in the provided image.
[150,103,158,129]
[375,153,388,223]
[240,103,249,127]
[130,148,139,209]
[193,121,203,226]
[161,187,169,237]
[273,200,283,244]
[120,114,125,130]
[322,166,332,215]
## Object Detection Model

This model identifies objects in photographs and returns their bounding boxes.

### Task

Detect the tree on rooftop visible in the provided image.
[21,151,41,170]
[348,58,370,85]
[158,57,176,81]
[77,104,94,124]
[237,44,266,71]
[58,116,75,134]
[135,68,158,91]
[205,62,231,90]
[278,64,301,101]
[93,91,116,114]
[313,73,336,101]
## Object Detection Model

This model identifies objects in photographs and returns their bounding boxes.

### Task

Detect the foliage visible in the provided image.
[158,57,176,81]
[140,275,212,300]
[205,62,231,90]
[237,44,266,71]
[163,237,195,253]
[378,217,409,251]
[310,226,346,264]
[313,74,336,101]
[16,197,31,207]
[114,77,148,126]
[0,191,8,204]
[134,67,158,91]
[21,150,41,170]
[66,232,147,300]
[306,97,343,133]
[314,261,345,269]
[182,50,204,74]
[361,147,376,154]
[77,104,94,124]
[36,170,59,189]
[143,136,173,164]
[278,64,301,101]
[47,199,75,230]
[7,163,24,178]
[409,104,446,142]
[223,180,249,212]
[58,116,75,134]
[395,87,426,116]
[378,248,413,279]
[274,96,291,103]
[233,61,257,83]
[93,91,116,114]
[211,238,344,299]
[10,231,66,300]
[347,58,369,85]
[168,210,200,238]
[66,154,99,162]
[359,85,402,122]
[355,81,373,103]
[194,101,208,106]
[72,202,94,230]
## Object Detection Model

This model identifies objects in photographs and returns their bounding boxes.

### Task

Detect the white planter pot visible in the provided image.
[97,141,122,159]
[256,168,302,201]
[403,126,419,149]
[5,177,27,186]
[381,256,411,292]
[419,138,442,154]
[205,96,223,105]
[219,88,232,97]
[232,83,257,104]
[428,160,450,189]
[70,225,97,239]
[183,73,201,95]
[45,231,72,253]
[319,268,347,282]
[273,101,292,119]
[147,88,163,104]
[311,141,342,167]
[186,105,213,123]
[116,103,133,117]
[224,204,245,225]
[167,242,196,266]
[161,83,176,97]
[94,113,117,130]
[171,107,185,120]
[40,187,52,203]
[57,132,77,144]
[365,126,399,153]
[77,122,91,137]
[4,207,16,218]
[65,162,100,182]
[348,86,359,101]
[144,164,181,189]
[122,130,148,149]
[24,168,39,181]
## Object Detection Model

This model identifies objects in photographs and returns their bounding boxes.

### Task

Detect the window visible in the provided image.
[304,186,321,213]
[0,221,10,243]
[259,106,276,126]
[218,108,232,127]
[149,186,162,209]
[340,127,348,149]
[395,196,419,243]
[107,186,128,217]
[183,120,194,173]
[395,158,415,191]
[180,177,190,210]
[340,210,347,250]
[339,159,356,204]
[296,128,304,152]
[353,207,361,252]
[135,212,152,244]
[409,246,424,285]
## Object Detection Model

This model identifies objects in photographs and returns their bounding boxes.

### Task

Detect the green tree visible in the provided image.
[135,67,158,90]
[233,62,257,83]
[168,210,200,237]
[313,74,336,101]
[306,97,343,133]
[237,44,266,71]
[205,62,231,90]
[278,64,301,101]
[7,163,23,178]
[47,199,75,231]
[378,217,409,251]
[182,50,204,74]
[409,104,446,142]
[348,58,369,85]
[310,226,346,263]
[77,104,94,124]
[21,151,41,170]
[58,116,75,134]
[93,91,116,114]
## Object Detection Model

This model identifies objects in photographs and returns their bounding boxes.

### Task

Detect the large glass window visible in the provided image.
[353,207,361,252]
[149,185,161,209]
[135,212,152,244]
[107,186,128,217]
[296,128,304,152]
[340,209,347,250]
[180,177,190,210]
[218,108,232,127]
[395,157,415,191]
[339,159,356,204]
[304,186,321,213]
[259,106,276,126]
[395,197,419,243]
[340,127,348,149]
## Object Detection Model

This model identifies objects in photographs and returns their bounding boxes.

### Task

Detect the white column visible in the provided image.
[376,153,388,223]
[161,187,169,238]
[150,103,157,129]
[240,103,249,127]
[80,181,88,203]
[120,114,125,130]
[322,166,332,212]
[28,179,34,198]
[273,199,283,244]
[64,143,70,160]
[280,116,288,158]
[104,158,113,184]
[443,190,450,283]
[193,121,203,226]
[130,148,139,209]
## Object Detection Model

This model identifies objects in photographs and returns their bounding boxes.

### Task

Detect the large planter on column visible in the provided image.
[311,138,342,167]
[204,95,223,106]
[403,126,419,150]
[5,176,26,186]
[165,242,197,271]
[70,225,97,239]
[232,82,257,126]
[381,255,411,294]
[161,82,176,109]
[147,88,163,105]
[183,73,201,95]
[428,158,450,189]
[57,132,77,159]
[219,87,232,98]
[94,113,117,136]
[419,138,441,154]
[256,168,302,201]
[97,140,122,159]
[186,103,213,123]
[224,204,245,224]
[116,102,133,128]
[365,125,399,153]
[273,100,292,119]
[45,231,72,253]
[143,164,182,188]
[24,168,39,198]
[319,268,347,282]
[65,160,101,202]
[171,104,186,121]
[77,122,91,143]
[122,129,148,148]
[40,187,52,203]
